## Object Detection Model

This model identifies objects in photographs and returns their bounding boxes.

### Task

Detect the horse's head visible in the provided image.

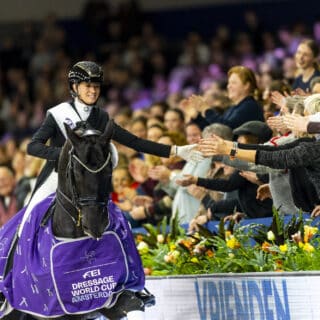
[57,120,114,239]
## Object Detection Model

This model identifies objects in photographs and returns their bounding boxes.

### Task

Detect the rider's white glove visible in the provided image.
[175,144,204,163]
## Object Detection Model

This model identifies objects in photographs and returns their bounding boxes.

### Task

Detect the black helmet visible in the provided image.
[68,61,103,96]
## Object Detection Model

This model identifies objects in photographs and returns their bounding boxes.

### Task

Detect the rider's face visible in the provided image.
[74,82,101,105]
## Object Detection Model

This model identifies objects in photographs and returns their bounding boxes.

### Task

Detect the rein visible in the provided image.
[57,146,111,227]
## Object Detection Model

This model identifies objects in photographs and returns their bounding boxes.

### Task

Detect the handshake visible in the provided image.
[173,144,205,164]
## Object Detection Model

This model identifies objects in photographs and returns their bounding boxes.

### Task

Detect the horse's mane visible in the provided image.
[58,140,72,179]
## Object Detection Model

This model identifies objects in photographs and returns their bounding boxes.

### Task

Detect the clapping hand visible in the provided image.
[148,165,171,182]
[187,94,210,115]
[270,91,287,109]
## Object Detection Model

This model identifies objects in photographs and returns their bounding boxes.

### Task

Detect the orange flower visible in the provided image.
[144,267,152,275]
[206,249,214,258]
[261,241,271,252]
[136,234,144,242]
[177,239,193,250]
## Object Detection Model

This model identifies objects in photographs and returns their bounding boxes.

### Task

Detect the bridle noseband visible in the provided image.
[57,145,111,227]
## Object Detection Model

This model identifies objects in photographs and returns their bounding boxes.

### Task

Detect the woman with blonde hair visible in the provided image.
[187,65,264,129]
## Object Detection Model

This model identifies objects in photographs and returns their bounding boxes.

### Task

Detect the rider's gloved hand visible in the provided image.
[175,144,205,163]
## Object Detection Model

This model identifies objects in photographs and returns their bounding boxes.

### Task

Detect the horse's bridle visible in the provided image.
[57,146,111,227]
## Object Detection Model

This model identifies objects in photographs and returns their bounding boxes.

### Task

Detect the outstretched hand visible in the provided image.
[188,209,212,233]
[267,116,287,132]
[239,171,260,185]
[198,134,229,157]
[283,114,309,133]
[223,212,245,224]
[311,205,320,218]
[256,183,272,200]
[176,144,205,164]
[175,174,198,187]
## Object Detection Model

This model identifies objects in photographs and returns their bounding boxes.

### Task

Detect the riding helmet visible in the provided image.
[68,61,103,95]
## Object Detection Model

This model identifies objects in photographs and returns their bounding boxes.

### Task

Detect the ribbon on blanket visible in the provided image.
[0,195,144,318]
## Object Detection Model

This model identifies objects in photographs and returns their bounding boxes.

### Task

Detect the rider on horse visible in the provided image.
[24,61,203,233]
[0,61,203,319]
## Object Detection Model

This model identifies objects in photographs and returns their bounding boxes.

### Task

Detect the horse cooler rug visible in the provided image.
[0,195,145,318]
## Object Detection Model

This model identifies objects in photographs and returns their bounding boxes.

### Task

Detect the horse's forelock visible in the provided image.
[75,135,109,166]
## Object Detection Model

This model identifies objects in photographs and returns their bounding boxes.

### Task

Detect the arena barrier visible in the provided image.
[144,271,320,320]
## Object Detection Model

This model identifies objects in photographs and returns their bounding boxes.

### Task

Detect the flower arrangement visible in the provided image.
[135,209,320,276]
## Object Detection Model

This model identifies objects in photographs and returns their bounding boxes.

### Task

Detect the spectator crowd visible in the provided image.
[2,0,320,233]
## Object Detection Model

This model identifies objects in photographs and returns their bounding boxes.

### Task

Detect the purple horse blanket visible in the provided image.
[0,194,145,318]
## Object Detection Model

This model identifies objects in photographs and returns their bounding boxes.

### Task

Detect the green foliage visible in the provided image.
[135,210,320,275]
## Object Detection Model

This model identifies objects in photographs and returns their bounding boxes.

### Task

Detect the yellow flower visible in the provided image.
[279,244,288,253]
[267,231,275,241]
[169,243,176,251]
[304,225,318,243]
[303,243,315,253]
[191,257,199,263]
[226,236,240,249]
[225,231,232,239]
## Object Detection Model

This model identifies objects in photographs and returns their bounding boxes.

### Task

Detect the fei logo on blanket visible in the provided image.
[82,269,101,279]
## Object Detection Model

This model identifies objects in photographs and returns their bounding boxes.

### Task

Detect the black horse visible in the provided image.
[1,120,153,320]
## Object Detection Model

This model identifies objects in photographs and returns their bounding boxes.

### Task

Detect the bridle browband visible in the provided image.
[57,145,111,227]
[72,152,110,174]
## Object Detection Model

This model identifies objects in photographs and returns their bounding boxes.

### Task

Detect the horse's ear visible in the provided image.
[99,119,114,143]
[64,123,81,145]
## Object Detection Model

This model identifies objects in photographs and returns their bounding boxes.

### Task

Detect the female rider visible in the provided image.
[24,61,202,230]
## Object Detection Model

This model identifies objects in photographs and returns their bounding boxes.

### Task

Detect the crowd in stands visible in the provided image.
[2,0,320,230]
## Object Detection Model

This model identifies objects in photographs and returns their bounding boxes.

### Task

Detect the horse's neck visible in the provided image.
[52,192,84,238]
